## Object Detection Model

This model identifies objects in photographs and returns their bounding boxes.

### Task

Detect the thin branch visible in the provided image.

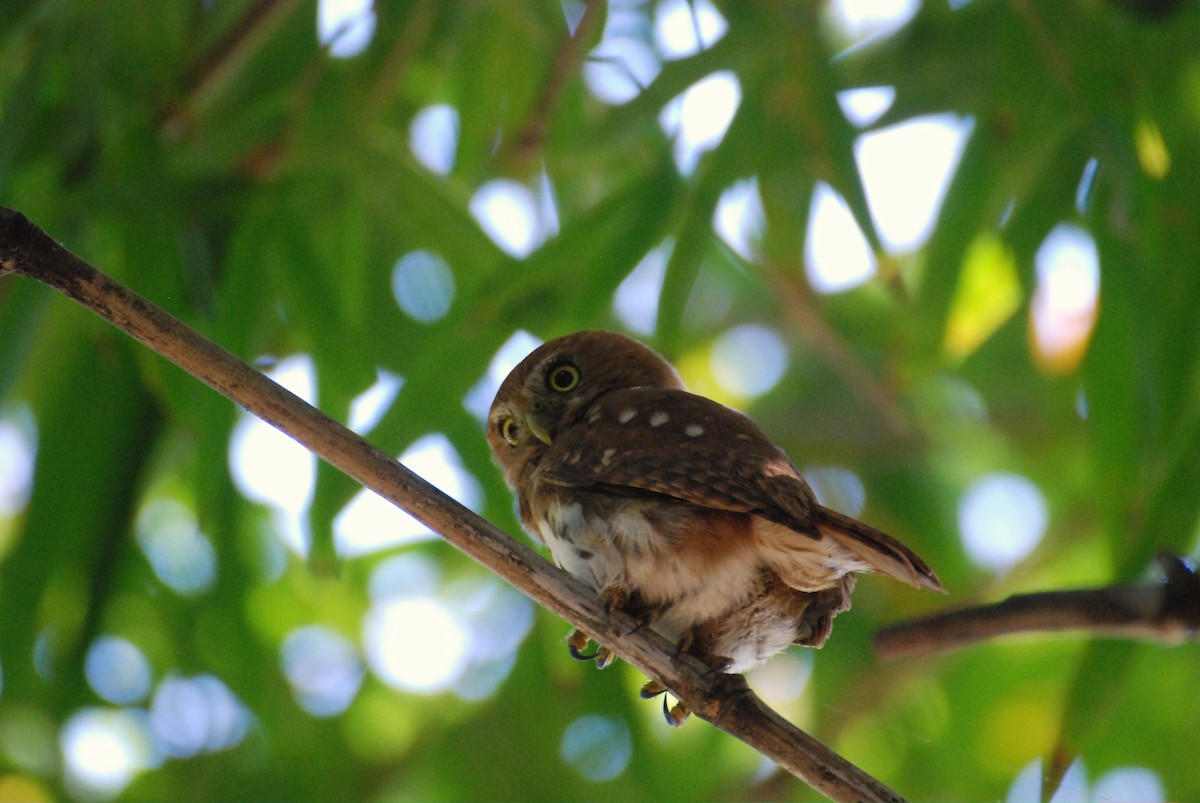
[765,261,917,445]
[876,552,1200,661]
[162,0,303,138]
[0,207,905,803]
[509,0,605,161]
[365,0,438,114]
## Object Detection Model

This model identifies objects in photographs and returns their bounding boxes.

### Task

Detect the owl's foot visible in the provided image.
[627,605,662,636]
[595,646,617,670]
[567,629,594,661]
[704,655,734,675]
[639,680,690,726]
[600,587,629,613]
[566,629,618,669]
[599,587,665,637]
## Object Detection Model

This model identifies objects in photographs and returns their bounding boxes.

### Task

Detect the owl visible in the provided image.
[487,330,943,724]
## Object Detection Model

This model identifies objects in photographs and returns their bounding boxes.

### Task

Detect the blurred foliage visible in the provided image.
[2,0,1200,800]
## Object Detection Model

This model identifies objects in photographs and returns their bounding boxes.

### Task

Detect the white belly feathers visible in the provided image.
[534,496,761,640]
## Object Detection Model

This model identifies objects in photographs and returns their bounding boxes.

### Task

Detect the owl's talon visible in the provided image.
[640,679,667,699]
[568,643,597,661]
[627,606,662,636]
[595,647,617,670]
[663,696,691,727]
[567,629,598,662]
[600,588,629,614]
[705,656,734,675]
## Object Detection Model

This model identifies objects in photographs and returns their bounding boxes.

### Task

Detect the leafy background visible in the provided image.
[2,0,1199,800]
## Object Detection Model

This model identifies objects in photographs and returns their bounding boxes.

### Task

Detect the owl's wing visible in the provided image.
[543,388,943,593]
[541,387,819,528]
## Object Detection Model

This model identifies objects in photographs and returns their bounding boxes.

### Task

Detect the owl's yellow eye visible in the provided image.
[547,362,580,393]
[499,418,520,446]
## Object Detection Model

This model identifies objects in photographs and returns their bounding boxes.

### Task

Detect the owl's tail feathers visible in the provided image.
[815,506,946,593]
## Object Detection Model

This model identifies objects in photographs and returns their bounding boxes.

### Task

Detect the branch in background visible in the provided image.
[765,262,917,445]
[876,552,1200,661]
[162,0,303,138]
[510,0,605,161]
[366,0,438,114]
[0,207,905,803]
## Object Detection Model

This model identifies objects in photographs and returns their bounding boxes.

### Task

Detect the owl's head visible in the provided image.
[487,330,684,487]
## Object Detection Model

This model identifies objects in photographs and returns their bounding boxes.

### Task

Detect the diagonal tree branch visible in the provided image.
[876,552,1200,661]
[0,206,905,803]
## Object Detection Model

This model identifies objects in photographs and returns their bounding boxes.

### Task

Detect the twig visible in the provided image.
[162,0,303,138]
[510,0,605,160]
[765,262,916,444]
[365,0,438,114]
[0,207,905,803]
[876,553,1200,661]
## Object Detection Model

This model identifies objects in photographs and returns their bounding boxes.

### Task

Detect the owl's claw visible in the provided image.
[600,588,629,613]
[663,697,691,727]
[595,646,617,670]
[639,680,689,725]
[567,629,618,668]
[627,606,662,636]
[673,630,695,658]
[567,629,598,661]
[705,656,734,675]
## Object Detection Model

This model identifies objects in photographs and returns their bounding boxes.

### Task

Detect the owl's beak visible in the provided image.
[525,413,554,445]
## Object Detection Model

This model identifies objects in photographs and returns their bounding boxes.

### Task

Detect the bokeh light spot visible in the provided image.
[1031,225,1099,374]
[0,407,35,518]
[714,178,765,262]
[856,115,972,253]
[560,714,632,782]
[959,473,1047,572]
[612,242,670,336]
[1093,767,1165,803]
[363,597,468,693]
[85,636,152,706]
[229,355,316,554]
[583,6,661,104]
[805,182,877,293]
[392,250,456,323]
[661,72,741,175]
[368,553,442,601]
[149,674,251,758]
[281,626,364,717]
[804,466,866,517]
[654,0,727,60]
[1006,757,1089,803]
[135,499,217,596]
[335,433,482,557]
[470,179,551,258]
[317,0,376,58]
[449,579,535,700]
[838,87,896,128]
[409,104,459,175]
[61,708,155,800]
[710,325,788,399]
[347,370,403,435]
[827,0,920,43]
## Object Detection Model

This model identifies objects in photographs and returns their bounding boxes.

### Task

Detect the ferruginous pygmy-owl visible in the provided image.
[487,330,943,724]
